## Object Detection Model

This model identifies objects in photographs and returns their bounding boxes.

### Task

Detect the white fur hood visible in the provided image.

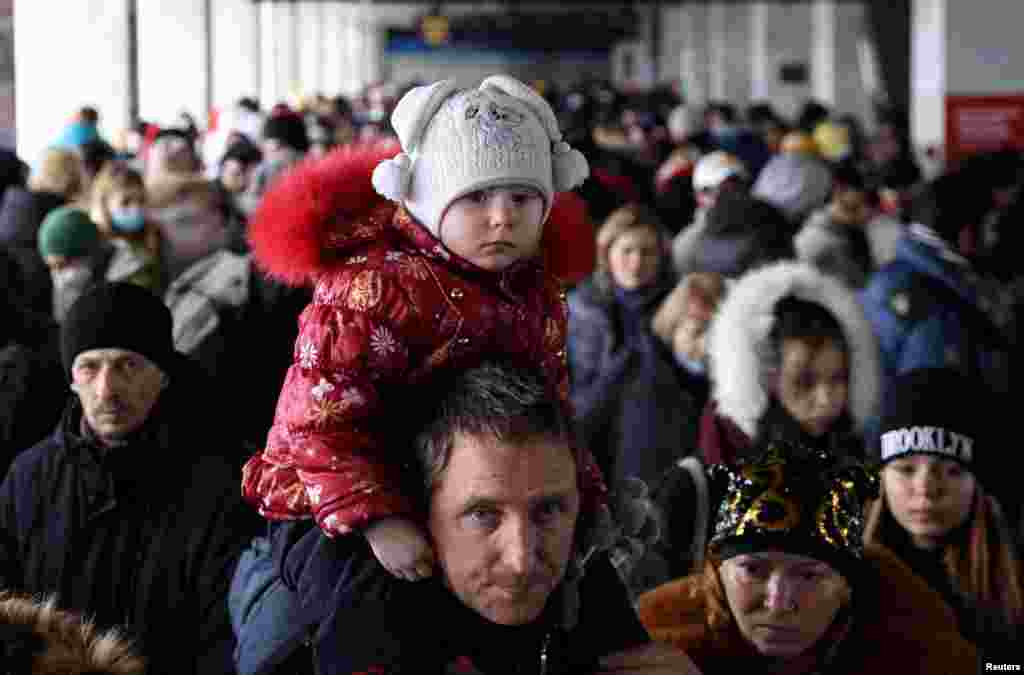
[706,260,881,439]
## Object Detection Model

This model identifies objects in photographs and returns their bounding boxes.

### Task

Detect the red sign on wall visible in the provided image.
[945,94,1024,165]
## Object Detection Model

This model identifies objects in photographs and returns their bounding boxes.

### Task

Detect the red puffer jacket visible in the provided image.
[241,143,604,536]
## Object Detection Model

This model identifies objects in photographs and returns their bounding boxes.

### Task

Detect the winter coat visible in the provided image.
[861,226,1012,400]
[0,187,65,316]
[281,526,650,675]
[671,192,795,279]
[241,145,605,537]
[794,209,875,288]
[165,249,309,452]
[0,340,65,478]
[567,262,706,492]
[0,246,65,476]
[637,544,980,674]
[752,152,833,225]
[705,261,881,450]
[865,492,1023,662]
[0,377,262,675]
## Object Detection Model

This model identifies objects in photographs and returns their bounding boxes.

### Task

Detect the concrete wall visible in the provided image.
[11,0,882,162]
[668,0,872,126]
[910,0,945,152]
[15,0,133,163]
[910,0,1024,161]
[751,1,813,122]
[211,0,260,112]
[945,0,1024,95]
[137,0,208,127]
[0,0,13,149]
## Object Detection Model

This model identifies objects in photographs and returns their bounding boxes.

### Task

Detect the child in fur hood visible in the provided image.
[0,592,144,675]
[700,260,882,465]
[240,75,607,581]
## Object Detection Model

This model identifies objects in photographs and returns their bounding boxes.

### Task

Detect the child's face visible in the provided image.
[438,186,545,271]
[882,455,975,550]
[775,337,848,438]
[106,188,145,215]
[607,226,661,290]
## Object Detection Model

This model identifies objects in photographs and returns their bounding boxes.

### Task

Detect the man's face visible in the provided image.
[71,348,166,444]
[428,432,580,626]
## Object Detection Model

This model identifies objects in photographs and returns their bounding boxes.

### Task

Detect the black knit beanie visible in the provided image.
[60,282,177,379]
[878,368,988,482]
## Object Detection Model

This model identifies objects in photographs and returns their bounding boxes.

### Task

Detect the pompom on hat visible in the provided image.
[372,75,589,237]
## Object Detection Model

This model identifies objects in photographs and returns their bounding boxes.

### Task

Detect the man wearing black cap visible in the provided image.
[0,282,260,675]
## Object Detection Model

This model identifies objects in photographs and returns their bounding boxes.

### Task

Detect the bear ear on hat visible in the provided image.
[479,75,589,192]
[390,79,459,154]
[372,78,459,202]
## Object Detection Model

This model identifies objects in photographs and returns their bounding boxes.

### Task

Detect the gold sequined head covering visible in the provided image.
[708,441,878,584]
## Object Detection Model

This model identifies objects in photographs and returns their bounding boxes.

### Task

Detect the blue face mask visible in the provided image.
[678,355,707,376]
[110,207,145,233]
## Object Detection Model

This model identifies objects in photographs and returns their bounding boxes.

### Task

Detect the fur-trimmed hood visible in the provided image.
[0,592,145,675]
[706,261,881,439]
[247,141,594,287]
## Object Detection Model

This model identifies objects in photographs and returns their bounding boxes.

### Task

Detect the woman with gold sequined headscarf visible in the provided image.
[637,441,980,674]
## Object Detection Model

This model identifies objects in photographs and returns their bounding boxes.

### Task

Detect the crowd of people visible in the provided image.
[1,69,1022,674]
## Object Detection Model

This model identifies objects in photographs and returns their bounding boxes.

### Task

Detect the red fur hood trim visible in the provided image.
[248,139,595,286]
[543,190,596,286]
[248,141,400,286]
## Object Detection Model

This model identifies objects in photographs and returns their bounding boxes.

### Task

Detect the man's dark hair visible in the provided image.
[831,161,867,193]
[909,168,993,244]
[237,97,261,114]
[413,362,573,492]
[78,106,100,125]
[78,140,116,180]
[708,102,737,125]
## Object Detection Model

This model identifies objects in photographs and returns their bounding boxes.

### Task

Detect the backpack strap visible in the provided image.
[675,456,709,572]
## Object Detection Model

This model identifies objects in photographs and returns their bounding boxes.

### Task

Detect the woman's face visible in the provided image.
[721,552,851,659]
[607,226,661,290]
[106,187,145,214]
[882,455,976,550]
[775,338,849,438]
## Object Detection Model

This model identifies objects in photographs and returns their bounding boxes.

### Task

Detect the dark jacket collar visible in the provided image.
[57,392,179,519]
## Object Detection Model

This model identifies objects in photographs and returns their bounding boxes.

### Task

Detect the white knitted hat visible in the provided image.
[372,75,589,237]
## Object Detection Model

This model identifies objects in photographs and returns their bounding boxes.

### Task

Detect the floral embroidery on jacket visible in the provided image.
[370,326,400,358]
[311,378,335,402]
[299,341,320,370]
[348,270,384,312]
[307,484,323,506]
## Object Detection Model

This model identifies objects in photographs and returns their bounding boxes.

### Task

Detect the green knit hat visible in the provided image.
[37,206,100,259]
